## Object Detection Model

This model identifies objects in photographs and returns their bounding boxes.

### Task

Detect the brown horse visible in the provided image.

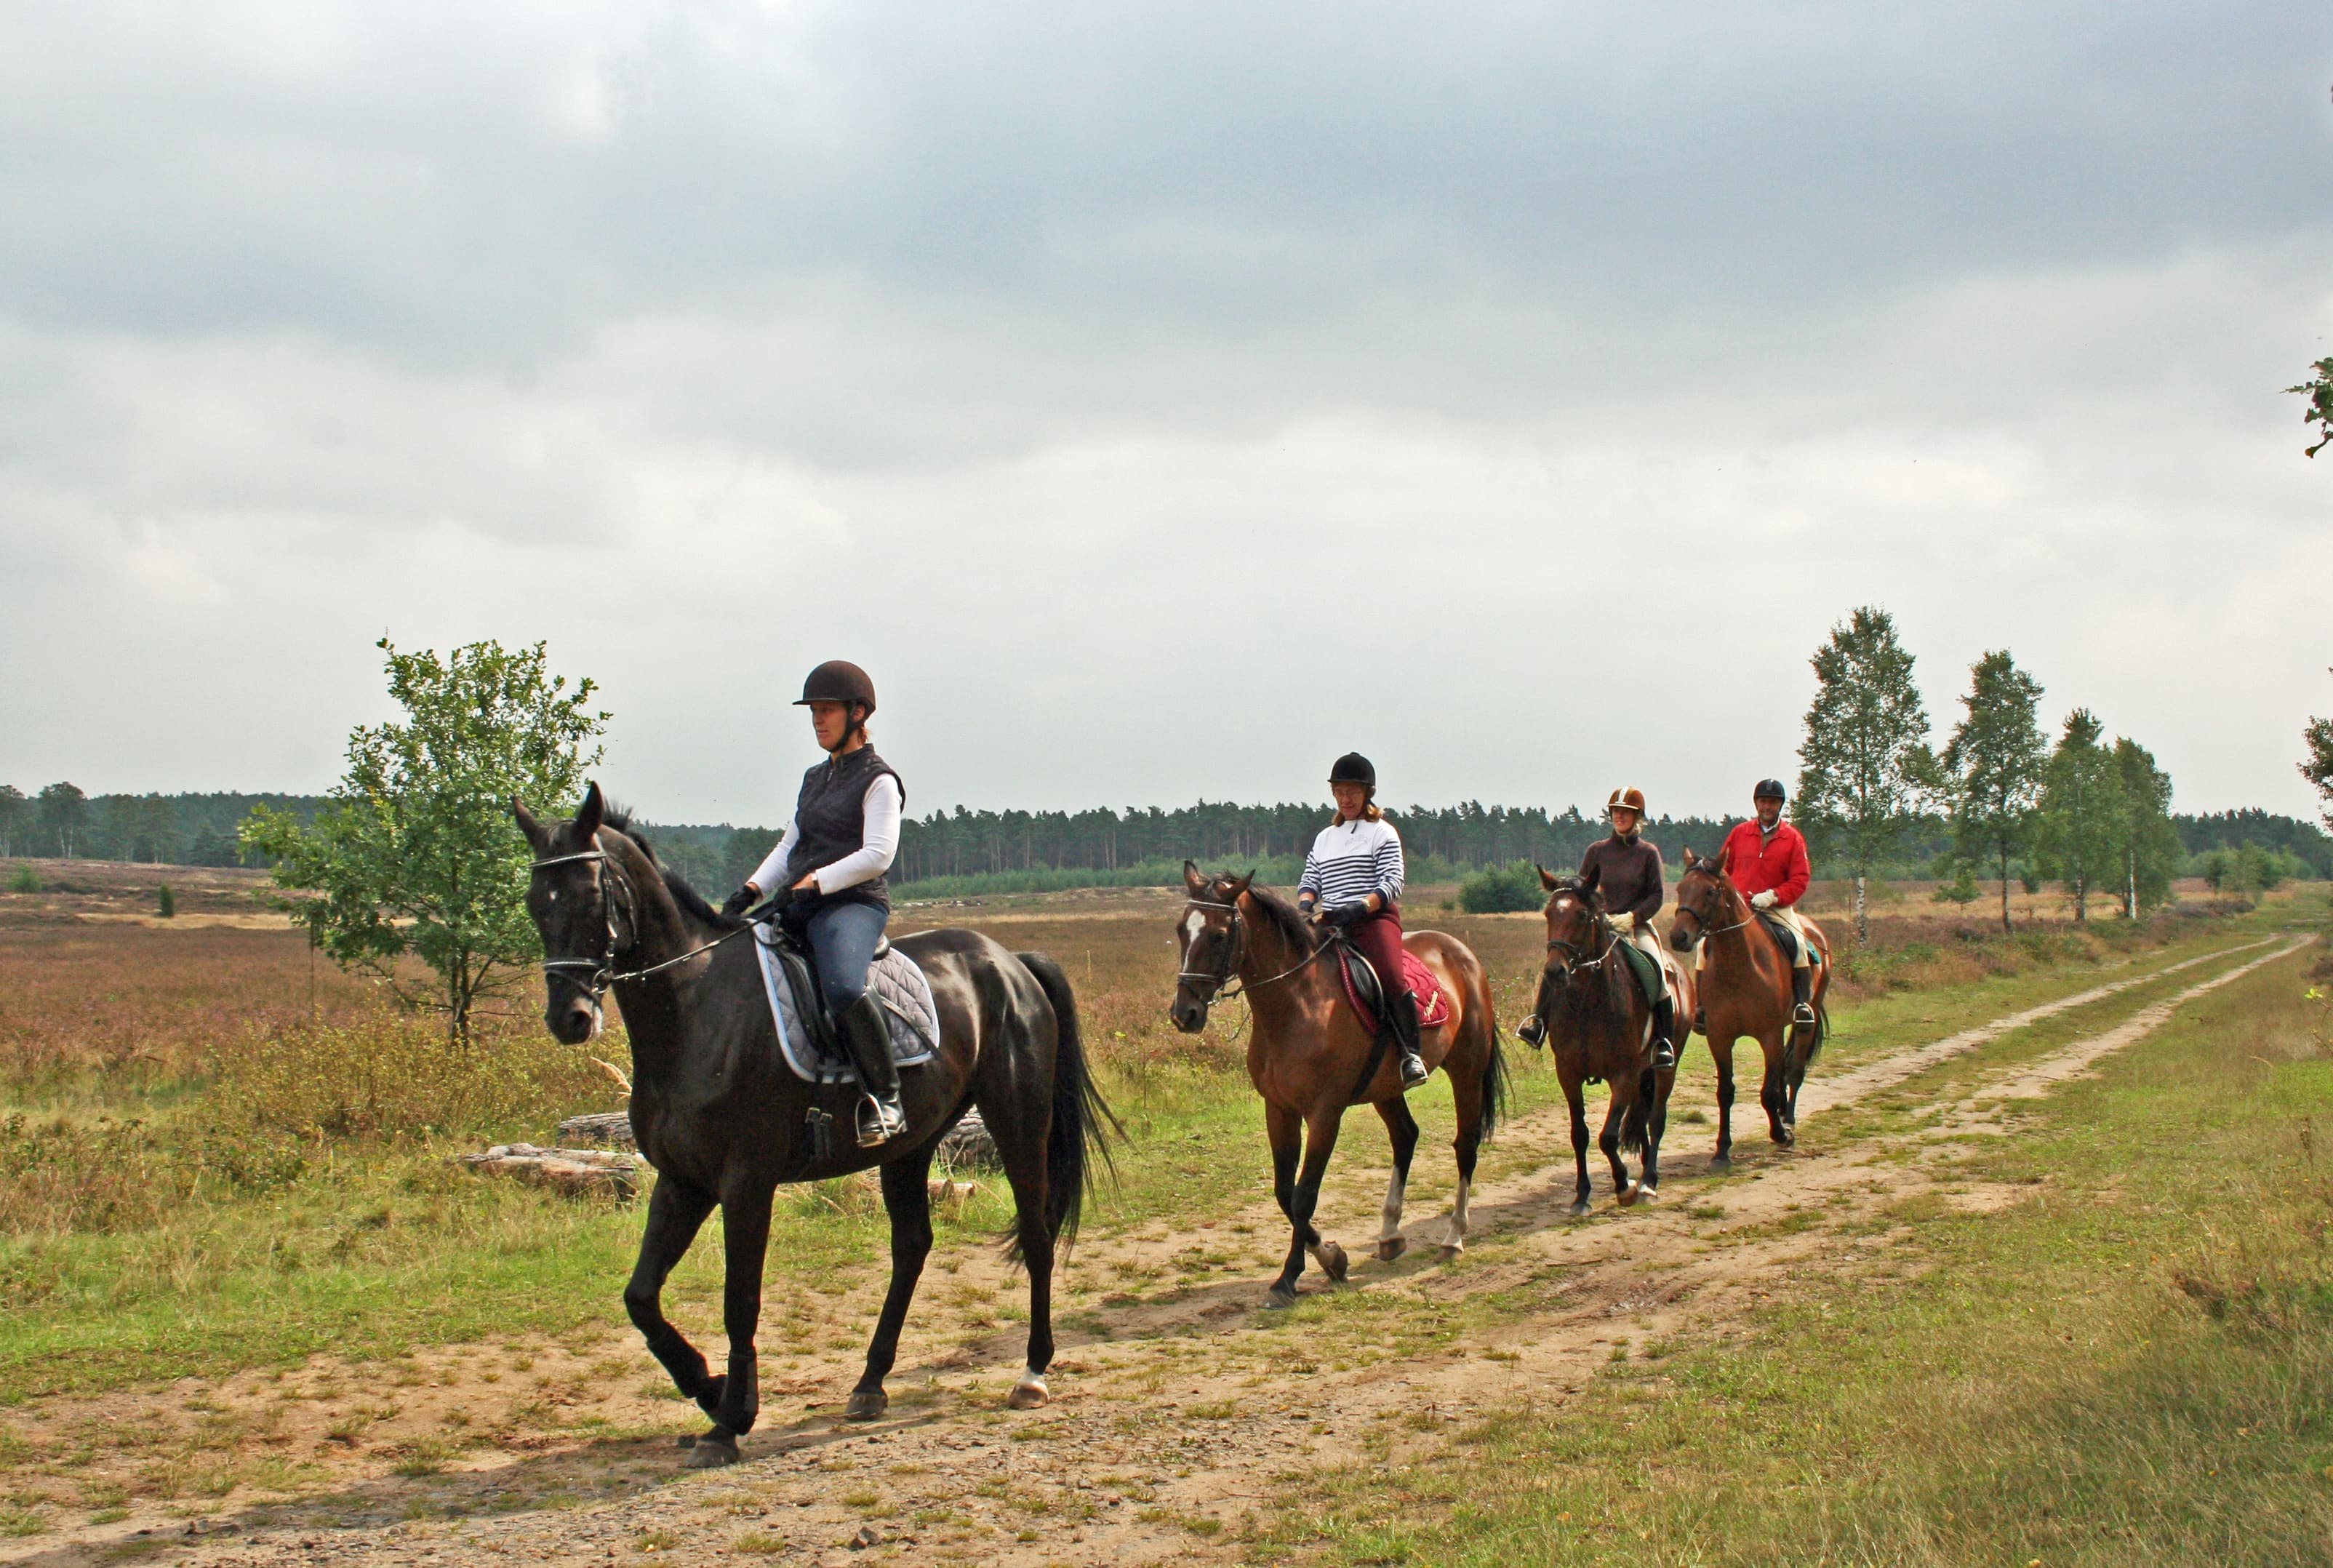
[1524,869,1692,1214]
[1168,865,1505,1306]
[1666,849,1831,1166]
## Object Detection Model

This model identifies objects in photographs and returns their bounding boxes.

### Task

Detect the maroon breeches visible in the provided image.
[1345,908,1410,998]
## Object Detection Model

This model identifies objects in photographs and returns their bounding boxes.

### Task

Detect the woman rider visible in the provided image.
[1577,785,1677,1071]
[721,660,908,1148]
[1296,753,1428,1089]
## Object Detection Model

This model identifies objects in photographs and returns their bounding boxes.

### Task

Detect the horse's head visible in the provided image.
[1171,861,1253,1034]
[1669,848,1734,951]
[1535,865,1609,993]
[513,780,628,1045]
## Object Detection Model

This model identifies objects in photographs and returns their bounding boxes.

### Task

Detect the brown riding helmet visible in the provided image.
[1606,785,1647,817]
[794,660,877,717]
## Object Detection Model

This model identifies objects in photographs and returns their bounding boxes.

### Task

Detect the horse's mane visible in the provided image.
[1240,881,1327,953]
[599,801,743,932]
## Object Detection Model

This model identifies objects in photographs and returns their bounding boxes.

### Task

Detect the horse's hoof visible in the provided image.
[1567,1200,1591,1217]
[1265,1285,1299,1310]
[682,1433,740,1468]
[1315,1241,1349,1283]
[1374,1237,1406,1263]
[844,1389,888,1422]
[1708,1153,1731,1172]
[1436,1244,1464,1264]
[1637,1185,1660,1204]
[1616,1180,1641,1208]
[1772,1128,1795,1148]
[1007,1369,1049,1410]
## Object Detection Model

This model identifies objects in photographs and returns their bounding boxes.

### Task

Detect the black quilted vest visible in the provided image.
[784,745,905,914]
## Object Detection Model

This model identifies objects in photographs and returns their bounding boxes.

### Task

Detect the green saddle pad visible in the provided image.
[1616,939,1663,1007]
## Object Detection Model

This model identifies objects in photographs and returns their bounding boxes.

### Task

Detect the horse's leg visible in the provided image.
[1564,1070,1592,1217]
[1601,1076,1638,1208]
[1001,1136,1060,1412]
[1442,1037,1486,1262]
[1641,1067,1670,1199]
[624,1175,720,1411]
[1372,1096,1420,1262]
[1760,1031,1793,1147]
[1269,1107,1344,1307]
[1710,1038,1736,1170]
[1262,1102,1305,1307]
[844,1150,936,1422]
[681,1177,774,1468]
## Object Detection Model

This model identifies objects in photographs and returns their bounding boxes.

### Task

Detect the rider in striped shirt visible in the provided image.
[1297,752,1428,1089]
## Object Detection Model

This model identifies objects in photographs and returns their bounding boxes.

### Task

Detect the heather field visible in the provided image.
[0,860,2325,1566]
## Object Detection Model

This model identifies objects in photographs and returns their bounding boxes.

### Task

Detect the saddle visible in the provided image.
[1756,911,1816,967]
[1614,939,1664,1008]
[1334,943,1452,1034]
[751,922,937,1087]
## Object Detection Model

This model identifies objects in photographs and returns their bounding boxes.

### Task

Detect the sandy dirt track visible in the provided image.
[6,935,2308,1568]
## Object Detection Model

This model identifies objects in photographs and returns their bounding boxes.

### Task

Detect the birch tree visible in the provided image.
[1942,651,2047,935]
[1794,607,1937,944]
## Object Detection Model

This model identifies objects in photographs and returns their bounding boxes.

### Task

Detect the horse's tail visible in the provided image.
[1478,1017,1509,1144]
[1008,951,1119,1260]
[1620,1067,1655,1154]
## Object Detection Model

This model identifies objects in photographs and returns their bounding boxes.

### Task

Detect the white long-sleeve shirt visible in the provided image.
[749,774,903,896]
[1299,816,1405,908]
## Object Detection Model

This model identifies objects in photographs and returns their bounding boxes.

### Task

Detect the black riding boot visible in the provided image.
[840,993,906,1148]
[1649,996,1676,1071]
[1388,988,1430,1088]
[1790,966,1816,1030]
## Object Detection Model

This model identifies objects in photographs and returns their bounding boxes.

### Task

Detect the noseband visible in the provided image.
[1675,875,1752,942]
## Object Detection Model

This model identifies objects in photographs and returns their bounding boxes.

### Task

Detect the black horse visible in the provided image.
[513,783,1112,1468]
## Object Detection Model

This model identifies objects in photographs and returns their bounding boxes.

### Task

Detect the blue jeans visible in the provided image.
[806,900,889,1012]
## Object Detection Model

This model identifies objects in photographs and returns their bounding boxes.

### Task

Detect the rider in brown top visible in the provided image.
[1576,786,1677,1070]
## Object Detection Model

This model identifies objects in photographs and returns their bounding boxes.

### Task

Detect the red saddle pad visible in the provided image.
[1338,948,1453,1033]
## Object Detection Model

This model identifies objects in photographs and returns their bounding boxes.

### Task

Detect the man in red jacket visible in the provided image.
[1716,777,1817,1028]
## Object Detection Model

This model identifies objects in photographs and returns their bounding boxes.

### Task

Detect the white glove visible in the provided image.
[1750,890,1778,910]
[1608,911,1636,933]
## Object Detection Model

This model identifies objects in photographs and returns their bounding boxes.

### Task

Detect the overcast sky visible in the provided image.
[3,1,2329,826]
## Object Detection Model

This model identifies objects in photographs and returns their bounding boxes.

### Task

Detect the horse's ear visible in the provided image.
[1683,848,1702,869]
[575,780,605,839]
[1183,860,1207,895]
[1235,870,1257,894]
[1537,863,1559,891]
[513,796,545,849]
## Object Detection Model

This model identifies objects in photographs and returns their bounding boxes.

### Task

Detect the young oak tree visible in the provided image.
[243,639,607,1044]
[1941,650,2047,935]
[2111,737,2180,918]
[2034,709,2124,923]
[1794,606,1937,945]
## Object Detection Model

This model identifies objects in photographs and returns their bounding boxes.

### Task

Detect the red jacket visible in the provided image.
[1720,819,1810,907]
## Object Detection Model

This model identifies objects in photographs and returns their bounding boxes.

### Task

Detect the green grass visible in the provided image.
[1268,906,2333,1566]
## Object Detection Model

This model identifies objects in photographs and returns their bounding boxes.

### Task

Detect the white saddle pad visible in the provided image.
[753,926,940,1086]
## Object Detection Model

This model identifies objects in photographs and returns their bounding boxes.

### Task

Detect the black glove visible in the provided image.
[1324,900,1372,928]
[720,886,759,920]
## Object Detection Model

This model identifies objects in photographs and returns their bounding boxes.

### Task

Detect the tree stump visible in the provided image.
[556,1112,636,1149]
[936,1108,999,1169]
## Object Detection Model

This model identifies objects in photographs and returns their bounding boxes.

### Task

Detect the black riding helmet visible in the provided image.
[1753,777,1788,802]
[795,660,876,717]
[1329,752,1376,788]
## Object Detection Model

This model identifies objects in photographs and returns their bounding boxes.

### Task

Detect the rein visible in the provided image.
[533,847,763,1000]
[1177,897,1332,1007]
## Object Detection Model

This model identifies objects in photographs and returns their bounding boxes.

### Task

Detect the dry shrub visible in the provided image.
[211,1013,623,1143]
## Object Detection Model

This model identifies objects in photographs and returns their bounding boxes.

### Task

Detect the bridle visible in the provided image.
[1175,895,1331,1012]
[531,843,761,1001]
[1674,871,1753,943]
[1542,892,1620,980]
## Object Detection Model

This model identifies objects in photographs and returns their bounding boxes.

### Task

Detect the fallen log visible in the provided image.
[455,1143,640,1201]
[555,1112,636,1149]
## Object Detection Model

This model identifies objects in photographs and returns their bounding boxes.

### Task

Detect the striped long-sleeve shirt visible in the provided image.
[1299,817,1405,909]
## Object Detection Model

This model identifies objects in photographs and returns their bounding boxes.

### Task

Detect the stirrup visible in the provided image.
[1651,1037,1676,1071]
[855,1092,906,1148]
[1397,1049,1430,1088]
[1792,1002,1816,1028]
[1515,1013,1545,1047]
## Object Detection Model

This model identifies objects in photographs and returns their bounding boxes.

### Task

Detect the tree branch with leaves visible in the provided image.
[2289,357,2333,458]
[1794,606,1938,945]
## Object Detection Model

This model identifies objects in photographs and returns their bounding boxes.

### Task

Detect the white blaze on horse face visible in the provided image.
[1181,908,1206,950]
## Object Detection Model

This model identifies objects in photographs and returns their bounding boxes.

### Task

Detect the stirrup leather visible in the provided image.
[855,1092,906,1148]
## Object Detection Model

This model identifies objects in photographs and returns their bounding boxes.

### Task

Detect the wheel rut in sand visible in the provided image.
[9,936,2310,1568]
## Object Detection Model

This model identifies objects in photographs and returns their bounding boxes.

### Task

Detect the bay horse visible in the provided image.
[1523,869,1691,1214]
[1665,849,1830,1167]
[1168,865,1505,1307]
[513,783,1113,1467]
